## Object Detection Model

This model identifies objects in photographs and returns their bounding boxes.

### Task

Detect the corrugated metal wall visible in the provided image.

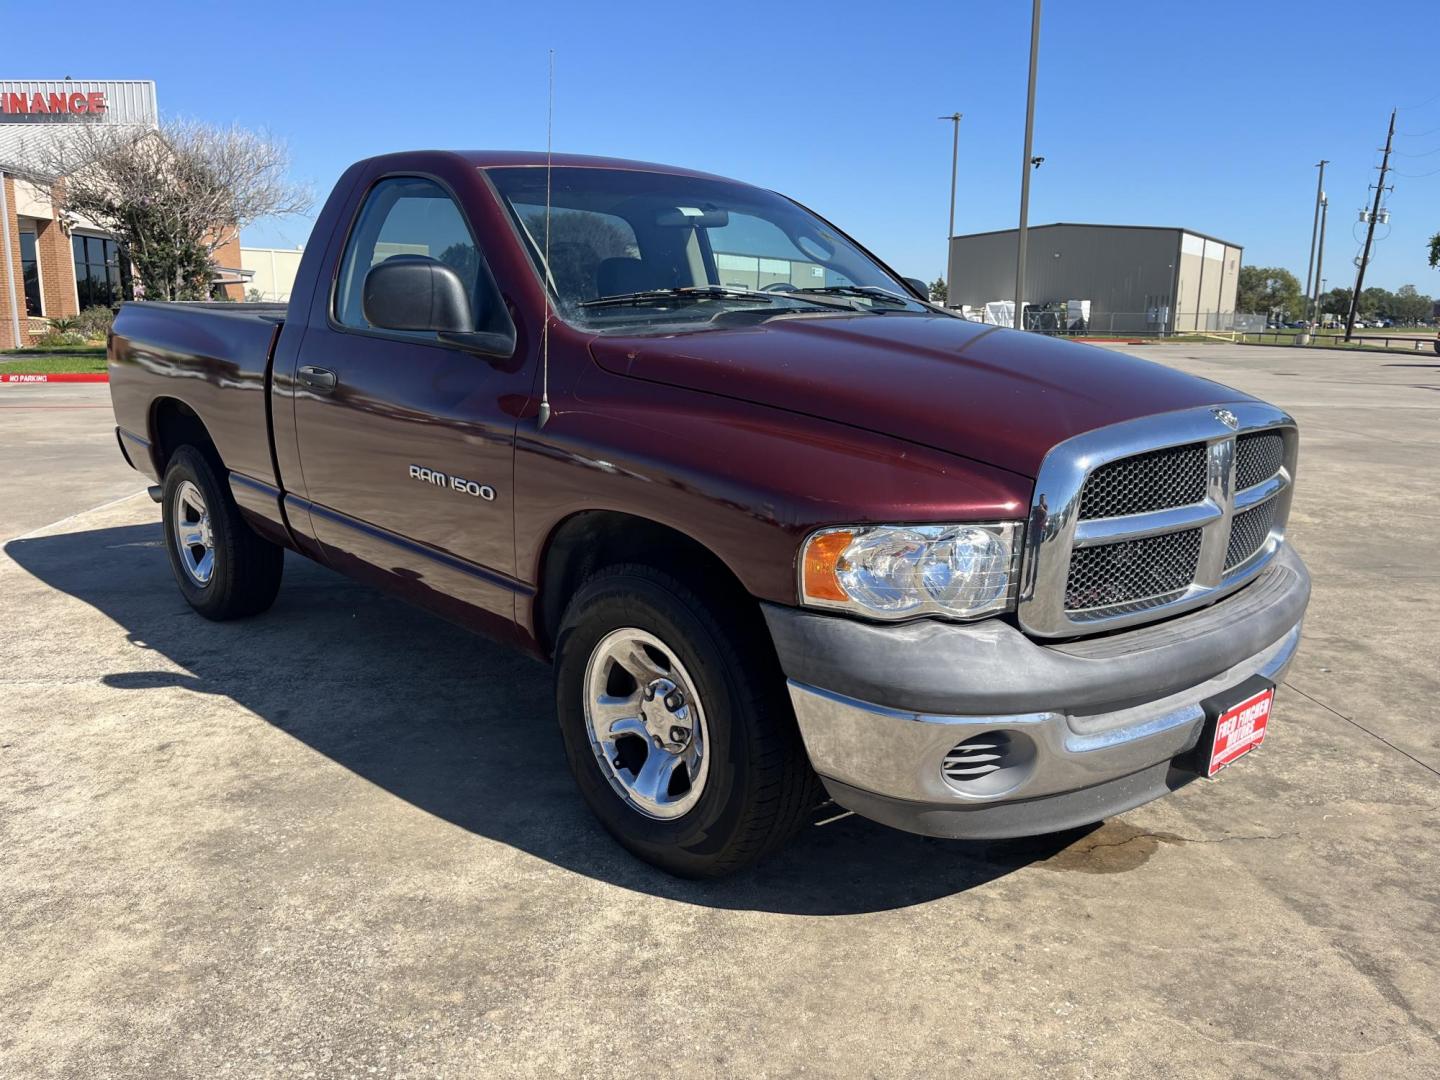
[0,81,157,125]
[950,225,1180,332]
[0,81,158,174]
[949,224,1242,333]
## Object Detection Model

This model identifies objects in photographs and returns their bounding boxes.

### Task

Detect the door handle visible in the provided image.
[298,365,337,392]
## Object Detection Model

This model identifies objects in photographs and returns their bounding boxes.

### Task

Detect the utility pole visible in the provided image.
[1303,160,1328,316]
[939,112,962,305]
[1014,0,1042,330]
[1311,194,1328,328]
[1345,109,1396,341]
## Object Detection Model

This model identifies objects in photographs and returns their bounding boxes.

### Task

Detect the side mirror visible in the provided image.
[903,276,931,301]
[364,255,474,332]
[362,255,514,359]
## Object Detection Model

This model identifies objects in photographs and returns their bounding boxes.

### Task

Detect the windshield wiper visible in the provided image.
[579,285,863,313]
[580,286,775,310]
[794,285,915,307]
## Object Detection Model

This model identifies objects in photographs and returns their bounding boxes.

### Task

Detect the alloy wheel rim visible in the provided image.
[172,479,215,586]
[583,628,710,820]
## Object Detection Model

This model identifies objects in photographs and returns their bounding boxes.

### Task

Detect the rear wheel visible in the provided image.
[555,565,819,878]
[161,446,283,620]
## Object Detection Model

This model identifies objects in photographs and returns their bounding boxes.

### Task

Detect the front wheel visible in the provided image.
[161,446,284,620]
[555,565,819,878]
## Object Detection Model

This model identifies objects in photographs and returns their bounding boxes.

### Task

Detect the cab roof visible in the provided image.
[366,149,743,185]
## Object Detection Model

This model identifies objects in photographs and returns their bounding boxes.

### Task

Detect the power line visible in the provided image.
[1397,89,1440,111]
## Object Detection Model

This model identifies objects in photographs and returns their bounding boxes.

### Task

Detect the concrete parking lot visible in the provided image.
[2,345,1437,1078]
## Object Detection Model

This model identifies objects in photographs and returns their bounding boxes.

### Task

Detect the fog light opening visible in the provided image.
[941,730,1036,797]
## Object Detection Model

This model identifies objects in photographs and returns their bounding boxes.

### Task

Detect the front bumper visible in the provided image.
[764,545,1309,839]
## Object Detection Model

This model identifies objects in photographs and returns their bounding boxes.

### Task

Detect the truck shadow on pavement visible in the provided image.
[6,521,1093,915]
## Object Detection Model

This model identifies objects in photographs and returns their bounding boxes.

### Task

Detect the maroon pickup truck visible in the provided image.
[108,151,1309,877]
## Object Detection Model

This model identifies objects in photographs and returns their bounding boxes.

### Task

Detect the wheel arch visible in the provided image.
[533,510,769,660]
[149,397,222,476]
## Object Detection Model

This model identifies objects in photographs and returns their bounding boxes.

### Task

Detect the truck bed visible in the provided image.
[109,301,289,492]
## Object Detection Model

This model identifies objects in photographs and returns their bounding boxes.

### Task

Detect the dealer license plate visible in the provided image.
[1201,680,1275,777]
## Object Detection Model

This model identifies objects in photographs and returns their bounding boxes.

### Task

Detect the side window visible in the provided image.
[335,177,494,334]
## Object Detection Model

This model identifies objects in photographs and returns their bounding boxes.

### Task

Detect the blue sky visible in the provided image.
[16,0,1439,292]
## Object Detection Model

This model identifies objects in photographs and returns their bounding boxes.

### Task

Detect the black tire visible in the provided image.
[161,445,283,620]
[554,564,820,878]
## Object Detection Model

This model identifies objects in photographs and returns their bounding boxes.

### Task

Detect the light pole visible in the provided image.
[1014,0,1042,330]
[1311,194,1328,328]
[1303,160,1328,315]
[939,112,962,306]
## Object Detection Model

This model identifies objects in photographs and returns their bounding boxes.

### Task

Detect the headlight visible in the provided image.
[800,523,1022,621]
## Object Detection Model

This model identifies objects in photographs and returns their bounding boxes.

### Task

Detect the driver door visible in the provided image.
[289,173,531,635]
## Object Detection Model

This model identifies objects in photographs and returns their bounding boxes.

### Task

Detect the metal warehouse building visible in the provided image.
[947,223,1242,335]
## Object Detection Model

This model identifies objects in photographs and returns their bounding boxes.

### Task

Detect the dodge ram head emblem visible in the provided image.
[1212,408,1239,429]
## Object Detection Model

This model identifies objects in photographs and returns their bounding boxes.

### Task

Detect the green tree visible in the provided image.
[1428,232,1439,270]
[1318,287,1352,318]
[928,277,948,304]
[1358,286,1394,319]
[1237,266,1304,319]
[118,202,214,300]
[1391,285,1434,324]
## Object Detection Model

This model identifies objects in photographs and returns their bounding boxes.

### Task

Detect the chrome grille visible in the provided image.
[1078,443,1207,519]
[1065,529,1202,612]
[1235,433,1284,490]
[1019,404,1298,638]
[1225,496,1279,570]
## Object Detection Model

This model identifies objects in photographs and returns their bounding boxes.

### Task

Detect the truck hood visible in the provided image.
[589,314,1254,477]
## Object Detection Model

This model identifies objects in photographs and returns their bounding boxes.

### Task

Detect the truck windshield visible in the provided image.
[485,166,928,329]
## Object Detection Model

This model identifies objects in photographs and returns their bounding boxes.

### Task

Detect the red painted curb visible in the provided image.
[1,372,109,383]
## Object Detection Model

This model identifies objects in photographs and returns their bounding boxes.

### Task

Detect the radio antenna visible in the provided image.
[536,49,555,430]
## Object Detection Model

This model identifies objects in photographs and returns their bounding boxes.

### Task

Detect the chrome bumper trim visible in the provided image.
[786,620,1302,809]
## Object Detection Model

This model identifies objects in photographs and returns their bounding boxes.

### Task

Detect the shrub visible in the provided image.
[48,317,79,334]
[72,306,115,340]
[33,330,90,347]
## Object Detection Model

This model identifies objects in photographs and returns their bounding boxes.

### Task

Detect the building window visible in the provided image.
[19,230,42,316]
[73,235,121,308]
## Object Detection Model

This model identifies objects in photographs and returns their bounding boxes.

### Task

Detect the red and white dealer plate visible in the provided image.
[1206,686,1274,777]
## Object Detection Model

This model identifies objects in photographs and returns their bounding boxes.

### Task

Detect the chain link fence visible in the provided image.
[958,303,1265,337]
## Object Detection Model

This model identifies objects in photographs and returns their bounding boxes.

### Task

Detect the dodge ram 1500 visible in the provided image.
[108,151,1309,877]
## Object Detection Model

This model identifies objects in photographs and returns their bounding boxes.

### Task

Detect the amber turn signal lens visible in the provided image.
[803,529,853,602]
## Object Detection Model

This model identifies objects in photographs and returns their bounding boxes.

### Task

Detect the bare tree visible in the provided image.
[25,120,312,301]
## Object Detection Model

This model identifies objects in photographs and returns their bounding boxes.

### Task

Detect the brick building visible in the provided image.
[0,80,245,350]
